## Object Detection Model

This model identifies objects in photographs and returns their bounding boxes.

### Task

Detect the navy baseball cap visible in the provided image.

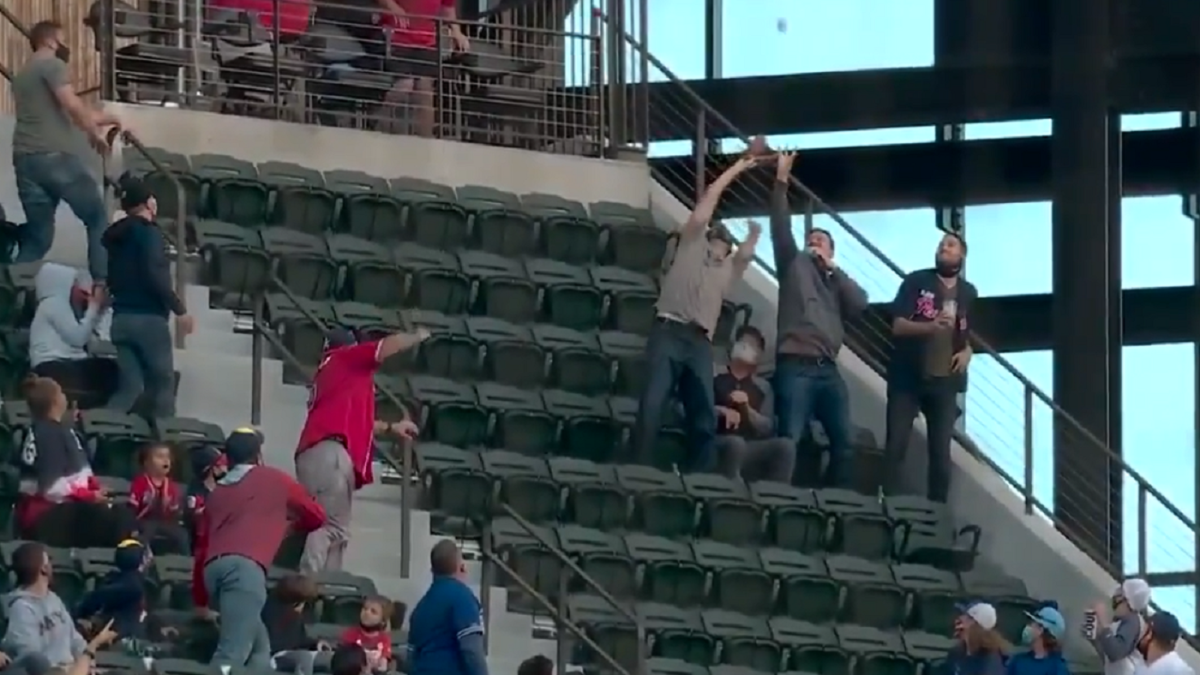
[1149,611,1183,643]
[323,327,358,352]
[190,445,225,478]
[224,427,264,465]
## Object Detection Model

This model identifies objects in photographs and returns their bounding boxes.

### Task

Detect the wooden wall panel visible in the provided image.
[0,0,101,114]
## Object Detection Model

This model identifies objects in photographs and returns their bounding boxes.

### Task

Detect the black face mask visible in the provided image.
[54,45,71,63]
[935,258,961,277]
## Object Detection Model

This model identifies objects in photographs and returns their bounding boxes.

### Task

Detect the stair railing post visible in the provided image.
[692,107,706,202]
[1023,385,1033,515]
[250,296,264,425]
[399,437,412,578]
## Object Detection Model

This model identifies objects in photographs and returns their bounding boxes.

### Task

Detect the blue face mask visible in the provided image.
[1021,625,1036,645]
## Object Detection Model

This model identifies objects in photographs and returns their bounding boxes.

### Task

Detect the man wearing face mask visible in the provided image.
[1133,612,1192,675]
[1088,579,1153,675]
[883,232,976,503]
[102,177,195,418]
[769,151,868,489]
[11,21,121,282]
[630,155,762,471]
[712,326,796,483]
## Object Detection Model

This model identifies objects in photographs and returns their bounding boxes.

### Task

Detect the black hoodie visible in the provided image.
[101,215,185,318]
[263,597,317,652]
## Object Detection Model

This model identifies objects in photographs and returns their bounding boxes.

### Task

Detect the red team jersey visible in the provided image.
[295,341,382,489]
[341,625,392,664]
[129,474,183,520]
[381,0,457,47]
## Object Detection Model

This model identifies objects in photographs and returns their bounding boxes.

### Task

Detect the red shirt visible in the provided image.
[296,342,382,490]
[341,625,392,663]
[129,474,183,520]
[382,0,456,47]
[208,0,313,36]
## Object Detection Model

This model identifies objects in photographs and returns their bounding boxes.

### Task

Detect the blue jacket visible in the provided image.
[102,215,185,318]
[1006,650,1070,675]
[408,577,487,675]
[944,644,1008,675]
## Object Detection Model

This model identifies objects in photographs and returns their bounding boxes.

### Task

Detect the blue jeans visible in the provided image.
[109,313,176,417]
[12,152,109,280]
[631,319,716,471]
[205,555,272,668]
[773,356,853,488]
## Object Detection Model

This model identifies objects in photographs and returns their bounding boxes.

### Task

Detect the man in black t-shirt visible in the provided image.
[884,233,976,503]
[713,326,796,483]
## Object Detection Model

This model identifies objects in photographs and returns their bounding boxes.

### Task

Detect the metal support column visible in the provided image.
[936,122,968,433]
[1049,0,1123,570]
[703,0,721,80]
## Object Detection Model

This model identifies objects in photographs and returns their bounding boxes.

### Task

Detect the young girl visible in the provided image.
[341,596,394,674]
[128,443,190,554]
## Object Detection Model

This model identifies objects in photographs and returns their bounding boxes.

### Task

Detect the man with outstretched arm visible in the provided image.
[629,155,762,472]
[296,327,428,574]
[768,151,868,488]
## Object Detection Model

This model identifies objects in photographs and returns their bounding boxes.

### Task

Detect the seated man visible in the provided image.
[29,263,116,409]
[713,326,796,483]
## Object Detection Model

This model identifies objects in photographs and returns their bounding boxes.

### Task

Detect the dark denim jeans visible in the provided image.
[109,313,176,418]
[205,554,272,668]
[883,379,959,503]
[631,319,717,472]
[773,356,853,488]
[12,152,109,280]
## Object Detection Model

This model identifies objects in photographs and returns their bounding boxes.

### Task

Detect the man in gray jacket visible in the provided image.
[2,542,87,675]
[768,152,868,488]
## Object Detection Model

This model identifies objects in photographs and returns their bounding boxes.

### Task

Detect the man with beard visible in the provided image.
[883,232,975,503]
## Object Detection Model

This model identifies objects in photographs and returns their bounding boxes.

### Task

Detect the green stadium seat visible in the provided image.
[329,234,405,308]
[394,243,471,315]
[567,594,642,671]
[714,301,753,349]
[98,475,132,499]
[885,496,980,571]
[0,399,31,464]
[264,294,336,370]
[645,603,712,665]
[816,489,894,560]
[770,621,847,674]
[617,464,696,538]
[703,610,780,672]
[333,302,404,342]
[123,147,200,220]
[95,651,152,673]
[193,220,271,308]
[312,570,376,624]
[600,330,649,397]
[0,265,35,327]
[150,554,195,610]
[711,666,765,675]
[411,317,481,382]
[543,390,619,462]
[81,409,153,479]
[374,375,412,424]
[836,625,916,675]
[259,161,337,234]
[759,548,839,624]
[457,185,536,258]
[959,569,1038,643]
[261,228,339,301]
[692,540,772,617]
[413,443,490,524]
[825,555,906,630]
[900,631,956,675]
[649,658,711,675]
[608,396,687,470]
[468,317,544,389]
[489,516,562,612]
[77,545,115,581]
[524,258,605,331]
[476,382,557,454]
[891,564,962,634]
[625,533,705,607]
[684,473,763,546]
[592,201,669,275]
[556,524,637,599]
[404,375,489,448]
[390,177,466,246]
[591,266,659,335]
[458,251,538,323]
[387,311,466,377]
[532,324,610,395]
[750,483,829,554]
[0,333,28,399]
[547,456,626,530]
[520,192,600,265]
[191,154,267,227]
[324,171,402,240]
[480,450,558,523]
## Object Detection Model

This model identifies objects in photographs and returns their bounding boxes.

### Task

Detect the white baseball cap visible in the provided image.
[957,601,998,630]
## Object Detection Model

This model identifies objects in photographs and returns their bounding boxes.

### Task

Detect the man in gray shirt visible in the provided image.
[630,155,762,471]
[769,152,868,489]
[11,21,120,283]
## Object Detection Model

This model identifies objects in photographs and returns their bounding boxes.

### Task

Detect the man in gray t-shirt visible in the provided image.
[10,20,121,283]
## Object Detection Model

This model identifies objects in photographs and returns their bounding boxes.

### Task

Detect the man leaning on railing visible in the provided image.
[10,20,121,283]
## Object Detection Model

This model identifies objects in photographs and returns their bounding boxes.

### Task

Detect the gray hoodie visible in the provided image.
[2,587,86,666]
[28,263,105,367]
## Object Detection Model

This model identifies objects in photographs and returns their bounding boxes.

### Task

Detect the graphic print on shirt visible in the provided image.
[914,290,937,319]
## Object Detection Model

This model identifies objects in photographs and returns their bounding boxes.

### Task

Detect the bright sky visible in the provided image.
[567,0,1200,629]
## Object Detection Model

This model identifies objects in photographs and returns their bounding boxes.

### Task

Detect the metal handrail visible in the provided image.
[614,29,1198,589]
[0,8,189,349]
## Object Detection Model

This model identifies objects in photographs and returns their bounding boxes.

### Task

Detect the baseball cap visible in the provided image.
[191,445,225,478]
[1026,606,1066,639]
[1148,611,1183,644]
[955,601,998,630]
[323,327,358,352]
[224,427,264,466]
[114,538,148,572]
[117,175,154,211]
[1116,578,1153,612]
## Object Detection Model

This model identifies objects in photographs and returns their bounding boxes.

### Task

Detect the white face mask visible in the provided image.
[730,341,758,364]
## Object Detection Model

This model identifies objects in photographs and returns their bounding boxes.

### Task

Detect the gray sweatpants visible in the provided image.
[297,439,355,574]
